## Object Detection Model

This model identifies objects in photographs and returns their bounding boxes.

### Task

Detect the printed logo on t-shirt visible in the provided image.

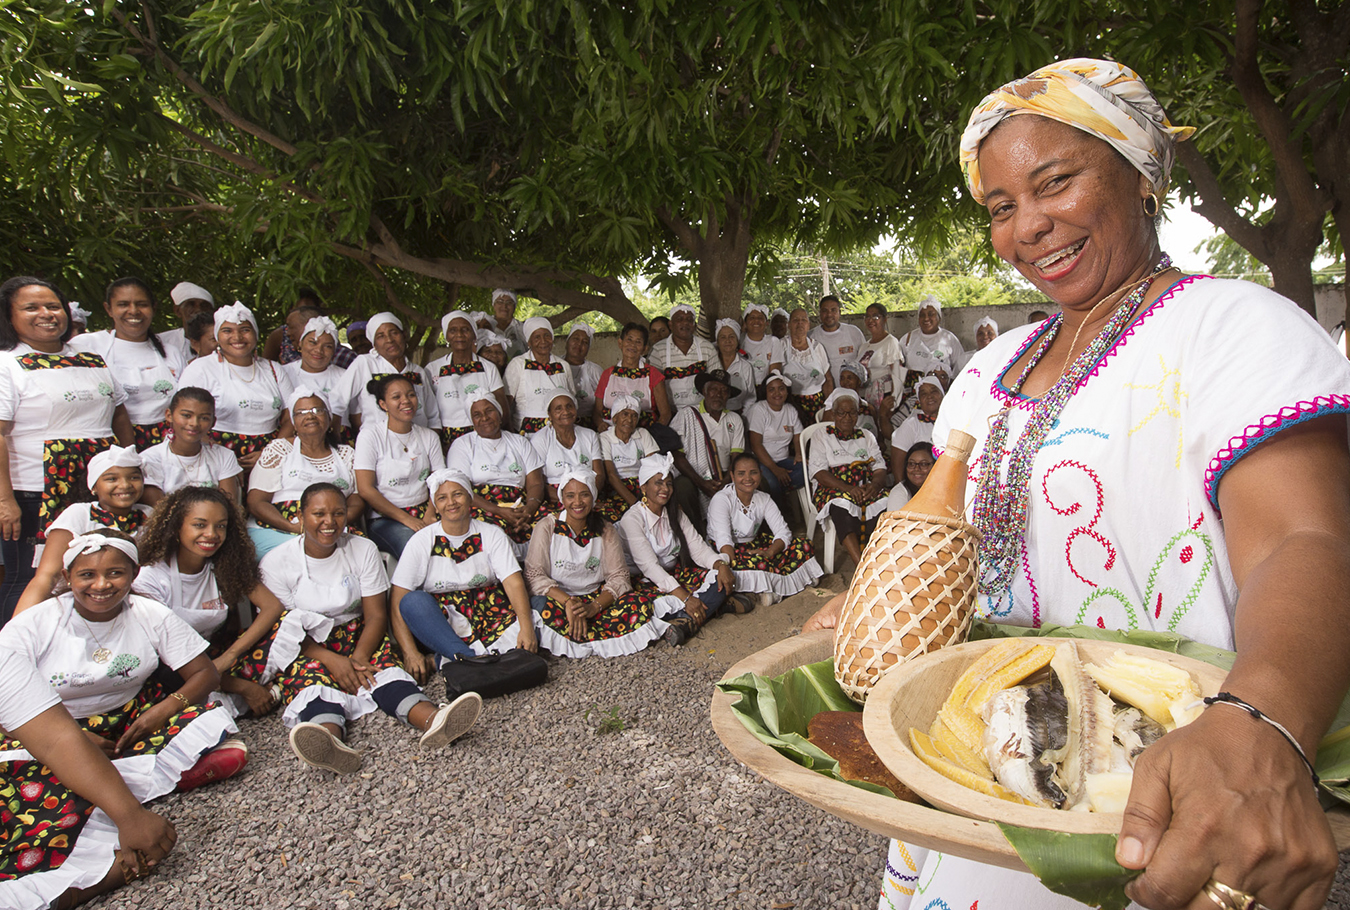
[839,345,855,355]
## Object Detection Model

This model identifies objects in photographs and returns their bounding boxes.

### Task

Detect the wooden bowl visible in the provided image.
[862,637,1228,833]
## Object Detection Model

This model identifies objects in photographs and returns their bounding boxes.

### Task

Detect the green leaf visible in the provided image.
[997,825,1137,910]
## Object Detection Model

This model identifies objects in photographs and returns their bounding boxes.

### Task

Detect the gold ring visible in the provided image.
[1203,878,1266,910]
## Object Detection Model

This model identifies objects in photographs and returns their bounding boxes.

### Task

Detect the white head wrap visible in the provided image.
[62,533,139,571]
[491,289,517,305]
[916,375,945,396]
[286,386,331,416]
[742,303,770,320]
[474,313,494,329]
[213,301,257,334]
[668,303,696,320]
[170,282,214,306]
[465,387,501,415]
[637,453,676,486]
[974,316,999,334]
[426,468,474,502]
[441,311,475,341]
[763,370,790,390]
[365,312,403,342]
[69,303,92,325]
[546,388,577,410]
[825,388,860,411]
[917,295,942,317]
[301,316,339,345]
[568,321,594,342]
[477,329,509,350]
[609,395,641,418]
[839,360,868,385]
[714,318,742,343]
[556,467,597,499]
[523,317,554,345]
[771,308,790,320]
[86,445,142,491]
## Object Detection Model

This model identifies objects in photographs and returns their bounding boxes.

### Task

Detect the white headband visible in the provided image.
[556,467,597,499]
[763,370,790,390]
[772,308,790,319]
[568,321,594,342]
[62,534,139,571]
[491,289,517,305]
[170,282,214,306]
[442,311,474,341]
[975,316,999,333]
[213,301,257,334]
[918,295,942,317]
[916,375,945,395]
[86,445,142,490]
[365,312,403,342]
[714,318,741,342]
[287,386,331,415]
[465,387,500,415]
[825,388,860,411]
[742,304,770,320]
[637,453,676,486]
[669,303,696,319]
[301,316,339,345]
[547,389,577,410]
[609,395,641,417]
[477,329,509,350]
[69,302,92,324]
[523,316,553,343]
[426,468,474,502]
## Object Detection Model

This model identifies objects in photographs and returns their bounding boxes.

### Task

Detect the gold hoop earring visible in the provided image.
[1143,193,1160,218]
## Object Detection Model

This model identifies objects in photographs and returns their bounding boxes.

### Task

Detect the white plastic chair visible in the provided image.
[799,420,837,575]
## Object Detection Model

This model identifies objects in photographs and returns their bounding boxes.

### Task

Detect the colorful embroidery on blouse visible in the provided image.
[1078,524,1215,632]
[431,533,483,561]
[89,505,147,535]
[15,352,107,371]
[1124,353,1187,468]
[438,360,485,377]
[523,359,564,376]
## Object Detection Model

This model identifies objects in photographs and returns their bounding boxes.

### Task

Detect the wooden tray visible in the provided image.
[862,637,1225,833]
[711,630,1350,866]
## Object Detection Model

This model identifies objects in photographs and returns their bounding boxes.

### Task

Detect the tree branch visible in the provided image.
[1176,142,1269,260]
[156,115,326,205]
[655,206,702,254]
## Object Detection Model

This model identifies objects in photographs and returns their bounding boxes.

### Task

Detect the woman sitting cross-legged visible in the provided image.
[18,445,152,613]
[246,388,362,560]
[390,470,538,682]
[132,486,286,718]
[526,468,667,658]
[594,395,659,522]
[807,388,888,568]
[0,532,247,841]
[707,453,823,605]
[616,454,738,647]
[259,483,482,774]
[446,390,546,558]
[0,649,178,909]
[354,374,445,558]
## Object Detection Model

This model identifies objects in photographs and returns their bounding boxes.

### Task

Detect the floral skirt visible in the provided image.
[434,584,522,652]
[38,436,115,541]
[811,462,888,523]
[274,618,400,707]
[792,390,828,426]
[131,421,168,451]
[534,586,666,659]
[0,683,229,897]
[440,425,473,450]
[594,476,640,523]
[518,416,548,435]
[211,429,275,468]
[726,532,822,596]
[471,483,535,546]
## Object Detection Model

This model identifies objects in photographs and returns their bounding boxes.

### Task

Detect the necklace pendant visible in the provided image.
[91,646,112,664]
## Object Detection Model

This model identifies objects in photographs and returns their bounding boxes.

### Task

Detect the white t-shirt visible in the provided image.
[283,361,351,425]
[260,533,387,619]
[425,355,504,430]
[354,423,445,509]
[809,323,866,384]
[71,331,187,425]
[44,502,153,568]
[159,327,194,362]
[740,335,786,388]
[568,360,604,420]
[139,440,242,495]
[707,486,792,550]
[745,400,803,463]
[0,593,207,718]
[447,431,543,489]
[177,354,294,437]
[890,413,936,455]
[900,327,964,376]
[0,647,62,730]
[530,425,602,487]
[504,354,577,424]
[391,520,522,593]
[0,344,127,490]
[335,352,439,430]
[781,339,831,397]
[248,439,357,501]
[598,427,659,480]
[134,557,229,637]
[713,354,758,413]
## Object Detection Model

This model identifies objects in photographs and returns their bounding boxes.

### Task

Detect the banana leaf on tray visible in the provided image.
[716,621,1350,910]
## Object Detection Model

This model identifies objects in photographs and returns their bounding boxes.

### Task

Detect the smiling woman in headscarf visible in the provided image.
[895,295,963,424]
[807,58,1350,910]
[504,316,576,434]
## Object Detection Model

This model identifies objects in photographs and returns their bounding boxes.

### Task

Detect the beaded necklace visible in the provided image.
[970,255,1174,595]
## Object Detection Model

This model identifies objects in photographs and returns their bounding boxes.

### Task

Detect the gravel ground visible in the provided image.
[86,570,1350,910]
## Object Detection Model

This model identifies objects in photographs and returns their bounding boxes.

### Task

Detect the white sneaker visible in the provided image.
[758,591,781,607]
[419,692,483,749]
[289,722,363,774]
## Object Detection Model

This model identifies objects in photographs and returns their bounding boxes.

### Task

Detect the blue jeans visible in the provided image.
[757,457,804,497]
[398,590,476,662]
[0,491,41,628]
[369,517,418,558]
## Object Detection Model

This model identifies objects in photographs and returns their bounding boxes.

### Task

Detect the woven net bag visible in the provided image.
[833,508,981,703]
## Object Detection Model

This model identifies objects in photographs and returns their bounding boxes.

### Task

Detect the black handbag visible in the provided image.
[441,650,548,699]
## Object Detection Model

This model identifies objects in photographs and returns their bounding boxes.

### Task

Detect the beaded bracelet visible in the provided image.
[1203,692,1319,788]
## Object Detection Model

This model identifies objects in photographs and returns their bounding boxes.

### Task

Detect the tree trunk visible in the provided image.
[657,193,755,324]
[1266,255,1319,320]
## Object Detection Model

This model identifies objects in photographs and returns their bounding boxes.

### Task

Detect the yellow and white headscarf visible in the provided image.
[960,58,1195,204]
